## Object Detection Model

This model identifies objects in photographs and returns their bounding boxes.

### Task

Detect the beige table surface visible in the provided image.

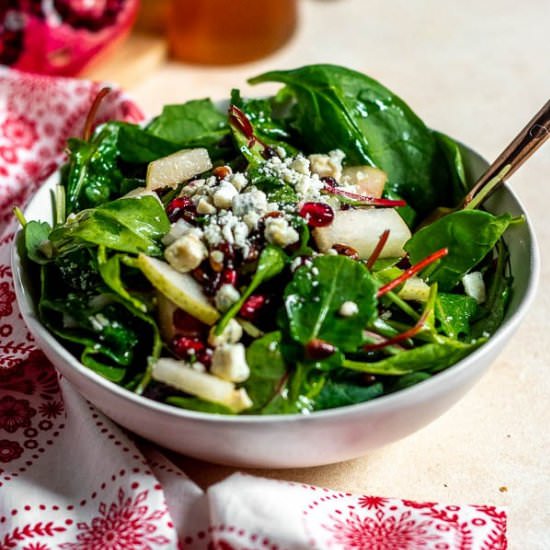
[86,1,550,546]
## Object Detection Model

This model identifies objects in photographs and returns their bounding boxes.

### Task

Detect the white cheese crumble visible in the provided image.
[339,301,359,317]
[264,216,300,248]
[309,150,346,181]
[462,271,486,304]
[215,284,241,312]
[164,233,207,273]
[211,343,250,382]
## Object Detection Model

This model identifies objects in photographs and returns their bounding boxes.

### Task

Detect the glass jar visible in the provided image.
[168,0,298,65]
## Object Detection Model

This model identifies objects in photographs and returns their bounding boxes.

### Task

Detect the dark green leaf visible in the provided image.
[434,131,468,205]
[64,123,123,214]
[49,195,170,257]
[283,255,378,351]
[314,379,383,410]
[244,331,289,413]
[471,240,512,338]
[404,210,514,290]
[343,339,483,376]
[23,221,52,264]
[250,64,459,215]
[97,247,148,312]
[117,122,183,164]
[436,293,478,339]
[147,99,229,149]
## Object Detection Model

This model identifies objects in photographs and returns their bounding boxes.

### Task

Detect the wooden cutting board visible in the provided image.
[82,32,167,88]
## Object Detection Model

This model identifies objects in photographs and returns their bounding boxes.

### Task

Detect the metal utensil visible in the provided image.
[463,99,550,207]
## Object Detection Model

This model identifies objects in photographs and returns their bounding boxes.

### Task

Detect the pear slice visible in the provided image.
[152,358,252,413]
[146,148,212,190]
[313,208,411,259]
[137,254,219,325]
[397,276,430,302]
[341,166,387,198]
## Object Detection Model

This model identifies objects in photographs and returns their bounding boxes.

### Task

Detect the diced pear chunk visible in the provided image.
[137,254,219,325]
[152,358,252,413]
[397,277,430,302]
[146,148,212,190]
[156,292,179,340]
[341,166,387,198]
[211,343,250,383]
[313,208,411,259]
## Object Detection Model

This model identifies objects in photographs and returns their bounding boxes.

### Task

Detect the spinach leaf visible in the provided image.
[314,379,383,410]
[434,131,468,205]
[244,331,289,413]
[39,263,161,384]
[282,255,378,351]
[49,195,170,257]
[146,99,230,150]
[436,293,478,339]
[117,122,183,164]
[471,240,512,338]
[215,245,287,334]
[97,247,148,312]
[64,123,123,214]
[343,339,483,376]
[404,210,514,290]
[230,89,297,158]
[22,220,52,264]
[250,64,458,215]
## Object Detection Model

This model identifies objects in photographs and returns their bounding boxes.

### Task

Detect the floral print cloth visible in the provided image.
[0,67,507,549]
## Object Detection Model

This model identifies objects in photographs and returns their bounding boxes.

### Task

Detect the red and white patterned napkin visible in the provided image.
[0,67,507,549]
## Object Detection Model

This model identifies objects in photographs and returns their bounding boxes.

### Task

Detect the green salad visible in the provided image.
[18,64,519,414]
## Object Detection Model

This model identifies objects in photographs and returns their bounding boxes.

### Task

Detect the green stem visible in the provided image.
[465,164,511,211]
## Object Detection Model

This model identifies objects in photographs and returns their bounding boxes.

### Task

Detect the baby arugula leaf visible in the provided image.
[250,64,461,215]
[282,255,378,351]
[49,195,170,257]
[215,245,287,334]
[404,210,515,291]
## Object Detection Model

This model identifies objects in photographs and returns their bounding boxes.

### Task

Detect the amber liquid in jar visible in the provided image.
[168,0,297,65]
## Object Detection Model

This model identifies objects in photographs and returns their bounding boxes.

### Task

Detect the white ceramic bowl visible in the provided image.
[12,146,539,468]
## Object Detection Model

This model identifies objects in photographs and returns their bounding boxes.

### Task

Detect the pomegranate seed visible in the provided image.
[217,242,235,262]
[299,202,335,228]
[166,197,195,223]
[220,268,238,286]
[173,310,208,338]
[172,336,205,358]
[332,243,359,260]
[239,294,267,321]
[305,338,336,360]
[321,176,338,188]
[195,348,213,368]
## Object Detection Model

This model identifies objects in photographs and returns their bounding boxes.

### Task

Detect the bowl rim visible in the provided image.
[11,150,540,425]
